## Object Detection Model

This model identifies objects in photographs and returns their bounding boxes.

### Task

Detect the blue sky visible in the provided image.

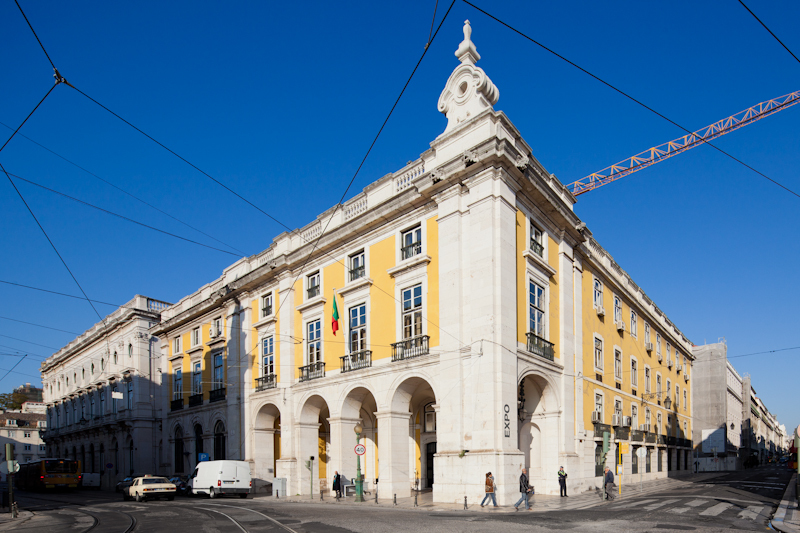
[2,1,798,435]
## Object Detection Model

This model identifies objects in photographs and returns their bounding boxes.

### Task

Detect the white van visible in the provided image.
[80,472,101,489]
[188,460,251,498]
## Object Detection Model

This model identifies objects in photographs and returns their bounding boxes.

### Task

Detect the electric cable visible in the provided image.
[462,0,800,199]
[0,85,55,153]
[0,279,122,308]
[7,170,240,257]
[738,0,800,65]
[0,334,60,351]
[0,354,27,385]
[0,315,81,335]
[14,0,56,71]
[0,121,246,256]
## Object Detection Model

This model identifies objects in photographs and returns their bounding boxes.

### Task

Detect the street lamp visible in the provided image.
[354,422,364,502]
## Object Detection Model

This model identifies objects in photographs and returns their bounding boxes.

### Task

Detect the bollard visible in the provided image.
[320,490,324,501]
[464,496,467,510]
[276,489,279,499]
[374,489,378,503]
[394,494,397,505]
[414,491,418,507]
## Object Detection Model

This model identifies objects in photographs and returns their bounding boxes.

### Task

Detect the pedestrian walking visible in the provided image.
[514,468,533,511]
[603,466,616,500]
[479,472,498,507]
[332,471,341,499]
[558,466,568,497]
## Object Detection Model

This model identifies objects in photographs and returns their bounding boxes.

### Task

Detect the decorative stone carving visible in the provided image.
[516,155,529,171]
[437,20,499,134]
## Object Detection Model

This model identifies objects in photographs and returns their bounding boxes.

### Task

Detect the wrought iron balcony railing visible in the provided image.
[189,393,203,407]
[349,265,365,281]
[256,374,277,391]
[299,361,325,382]
[210,388,226,403]
[340,350,372,373]
[401,241,422,260]
[307,285,320,299]
[170,399,184,411]
[261,305,273,317]
[526,333,555,361]
[391,335,430,361]
[530,238,544,258]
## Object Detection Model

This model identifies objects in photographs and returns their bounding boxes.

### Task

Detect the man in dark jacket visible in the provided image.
[514,468,532,510]
[603,466,616,500]
[558,466,568,497]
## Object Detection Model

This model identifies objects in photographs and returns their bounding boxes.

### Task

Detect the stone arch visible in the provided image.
[296,394,330,495]
[517,371,561,494]
[253,402,281,492]
[213,420,226,461]
[336,386,379,490]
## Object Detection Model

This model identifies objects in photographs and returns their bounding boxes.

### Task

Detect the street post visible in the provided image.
[305,456,314,499]
[354,422,364,502]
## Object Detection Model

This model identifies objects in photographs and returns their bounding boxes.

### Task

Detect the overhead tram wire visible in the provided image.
[0,355,28,385]
[7,171,240,257]
[0,279,121,308]
[0,334,60,351]
[14,0,56,71]
[738,0,800,65]
[0,122,246,257]
[461,0,800,200]
[0,315,80,335]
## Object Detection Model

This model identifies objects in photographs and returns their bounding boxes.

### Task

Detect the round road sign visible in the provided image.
[636,447,647,459]
[354,444,366,455]
[106,463,114,469]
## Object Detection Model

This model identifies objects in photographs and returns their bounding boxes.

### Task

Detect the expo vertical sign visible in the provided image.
[504,404,511,438]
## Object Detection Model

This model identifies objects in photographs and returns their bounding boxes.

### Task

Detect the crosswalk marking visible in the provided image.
[614,499,655,509]
[737,505,765,520]
[644,499,679,511]
[667,507,690,514]
[685,499,707,507]
[699,502,732,516]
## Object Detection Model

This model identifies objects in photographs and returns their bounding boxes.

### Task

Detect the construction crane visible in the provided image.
[568,90,800,196]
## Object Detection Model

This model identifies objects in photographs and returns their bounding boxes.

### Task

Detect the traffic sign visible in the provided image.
[106,463,113,469]
[0,461,19,474]
[198,453,209,462]
[354,444,366,456]
[619,443,629,455]
[636,447,647,459]
[616,465,623,476]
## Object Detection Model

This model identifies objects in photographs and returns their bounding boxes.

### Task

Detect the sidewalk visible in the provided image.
[258,473,726,512]
[771,473,799,533]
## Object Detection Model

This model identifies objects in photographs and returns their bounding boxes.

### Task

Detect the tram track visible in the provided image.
[14,492,137,533]
[195,503,300,533]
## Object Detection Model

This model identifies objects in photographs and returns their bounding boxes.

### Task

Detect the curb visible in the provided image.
[771,473,798,533]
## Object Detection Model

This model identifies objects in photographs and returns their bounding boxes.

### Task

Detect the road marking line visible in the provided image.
[644,499,679,510]
[613,499,656,508]
[699,502,732,516]
[685,499,708,507]
[737,505,765,520]
[668,507,690,514]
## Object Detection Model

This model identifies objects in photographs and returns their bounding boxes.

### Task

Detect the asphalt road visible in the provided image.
[0,465,792,533]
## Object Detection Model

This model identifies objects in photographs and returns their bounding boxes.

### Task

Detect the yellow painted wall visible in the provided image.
[414,411,421,478]
[318,433,327,480]
[323,261,345,370]
[274,416,281,472]
[369,235,396,362]
[249,291,282,387]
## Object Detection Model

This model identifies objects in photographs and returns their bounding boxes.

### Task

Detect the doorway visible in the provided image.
[425,442,436,488]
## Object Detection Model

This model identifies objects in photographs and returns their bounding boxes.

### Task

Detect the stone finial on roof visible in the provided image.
[437,21,499,135]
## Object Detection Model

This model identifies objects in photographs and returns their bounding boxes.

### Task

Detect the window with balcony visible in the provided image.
[645,367,651,393]
[645,323,651,344]
[192,362,202,395]
[593,278,603,309]
[212,317,223,337]
[614,400,622,419]
[349,250,365,281]
[594,393,603,422]
[308,320,322,364]
[614,296,622,324]
[529,281,545,338]
[307,272,320,299]
[262,337,274,377]
[594,337,603,370]
[174,369,183,400]
[530,222,544,258]
[630,311,637,337]
[261,293,273,318]
[393,285,428,360]
[631,405,638,429]
[631,358,638,387]
[213,353,224,390]
[656,333,662,357]
[614,350,622,381]
[344,304,370,372]
[401,225,422,260]
[192,327,201,347]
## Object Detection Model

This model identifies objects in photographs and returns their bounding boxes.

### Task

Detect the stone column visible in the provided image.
[296,422,320,496]
[377,410,412,500]
[327,417,361,490]
[253,427,276,488]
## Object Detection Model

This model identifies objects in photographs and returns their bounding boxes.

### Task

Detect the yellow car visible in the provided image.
[124,475,176,502]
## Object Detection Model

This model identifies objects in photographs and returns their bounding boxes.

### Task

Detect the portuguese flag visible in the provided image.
[331,293,340,335]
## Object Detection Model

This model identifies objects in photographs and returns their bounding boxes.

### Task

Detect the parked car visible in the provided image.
[168,476,189,496]
[80,472,101,490]
[123,475,176,502]
[188,460,251,498]
[116,476,135,493]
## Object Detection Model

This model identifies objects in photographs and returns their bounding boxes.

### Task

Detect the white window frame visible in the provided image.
[631,356,638,388]
[307,319,322,364]
[173,336,182,355]
[213,316,223,337]
[614,348,622,381]
[400,224,422,260]
[349,303,367,354]
[644,366,651,393]
[260,292,274,318]
[173,369,183,400]
[645,408,651,428]
[401,284,424,341]
[593,278,603,310]
[667,342,672,364]
[614,398,623,418]
[349,249,366,282]
[656,333,662,356]
[529,220,545,258]
[594,335,604,371]
[683,389,687,410]
[191,327,201,347]
[666,380,672,404]
[656,373,662,396]
[657,412,662,434]
[262,336,274,377]
[212,352,224,390]
[644,322,651,344]
[631,404,638,429]
[529,279,546,338]
[630,310,637,337]
[306,271,321,300]
[192,362,202,395]
[594,392,604,423]
[613,295,622,324]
